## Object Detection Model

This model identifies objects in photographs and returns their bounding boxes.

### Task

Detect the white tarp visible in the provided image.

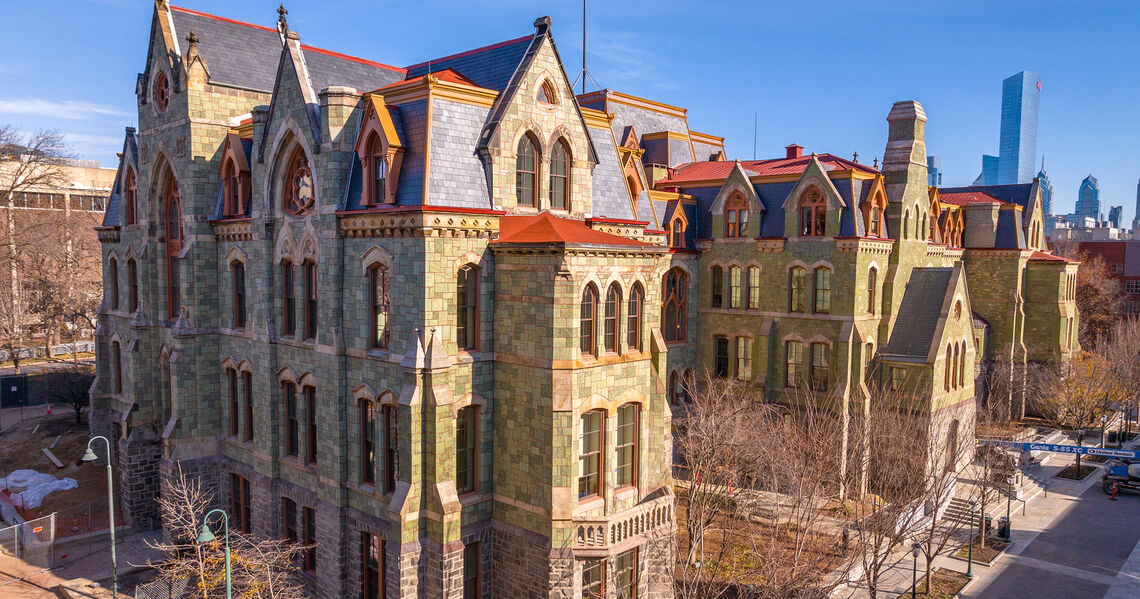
[0,469,78,509]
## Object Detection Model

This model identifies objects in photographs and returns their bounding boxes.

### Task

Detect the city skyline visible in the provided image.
[0,0,1137,222]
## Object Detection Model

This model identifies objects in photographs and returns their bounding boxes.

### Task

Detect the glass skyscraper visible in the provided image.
[975,71,1041,185]
[1076,175,1100,221]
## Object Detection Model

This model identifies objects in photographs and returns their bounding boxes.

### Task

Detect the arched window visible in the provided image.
[153,71,170,113]
[109,257,119,311]
[515,135,538,207]
[950,344,959,390]
[902,208,911,240]
[124,168,137,225]
[578,410,604,498]
[383,403,399,493]
[958,341,966,388]
[810,343,829,391]
[627,283,643,351]
[919,213,928,241]
[537,80,556,105]
[615,404,639,488]
[284,147,315,217]
[668,371,681,406]
[788,267,806,313]
[944,344,952,392]
[227,367,239,437]
[813,267,831,314]
[112,340,122,394]
[303,261,318,340]
[282,381,299,457]
[799,187,826,236]
[223,160,241,216]
[785,340,802,388]
[359,398,376,485]
[550,140,570,210]
[369,264,390,349]
[868,205,881,237]
[670,218,685,249]
[282,261,296,336]
[867,267,877,315]
[127,259,138,313]
[242,371,253,442]
[710,266,724,308]
[662,268,687,342]
[604,283,621,354]
[456,406,478,494]
[747,266,760,310]
[725,193,749,238]
[457,265,479,351]
[367,135,388,206]
[164,174,182,320]
[729,266,742,309]
[580,283,599,357]
[232,261,246,329]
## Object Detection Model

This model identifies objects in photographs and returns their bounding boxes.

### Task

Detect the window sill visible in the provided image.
[614,486,638,503]
[577,495,604,512]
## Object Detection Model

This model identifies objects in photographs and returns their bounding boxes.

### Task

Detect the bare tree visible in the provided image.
[1099,318,1140,441]
[1053,243,1121,348]
[43,366,93,425]
[148,466,313,599]
[913,411,974,593]
[1039,353,1122,473]
[672,374,857,599]
[0,126,71,373]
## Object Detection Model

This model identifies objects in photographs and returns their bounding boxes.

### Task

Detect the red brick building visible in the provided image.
[1079,240,1140,314]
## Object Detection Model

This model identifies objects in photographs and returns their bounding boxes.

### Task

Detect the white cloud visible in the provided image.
[0,98,129,120]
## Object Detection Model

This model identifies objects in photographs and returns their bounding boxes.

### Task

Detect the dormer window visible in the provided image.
[373,155,387,202]
[355,97,405,208]
[537,80,556,105]
[154,71,170,113]
[800,188,826,237]
[363,133,389,206]
[725,193,749,238]
[219,133,251,218]
[671,219,685,249]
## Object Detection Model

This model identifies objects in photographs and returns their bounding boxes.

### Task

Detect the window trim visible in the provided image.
[304,385,317,465]
[109,257,119,311]
[457,264,479,351]
[515,134,539,208]
[361,532,385,599]
[813,267,831,314]
[714,335,730,379]
[302,506,316,573]
[810,342,830,392]
[383,403,399,494]
[662,268,688,342]
[616,403,639,489]
[581,283,599,357]
[463,541,482,599]
[799,187,827,237]
[710,266,724,308]
[369,264,390,349]
[242,370,254,442]
[578,410,604,499]
[228,367,239,437]
[283,381,299,458]
[627,283,643,352]
[456,405,478,495]
[303,261,317,341]
[736,336,752,381]
[360,398,376,486]
[283,147,316,217]
[549,139,571,211]
[127,258,138,313]
[788,267,806,313]
[785,340,803,388]
[232,261,246,329]
[604,283,621,354]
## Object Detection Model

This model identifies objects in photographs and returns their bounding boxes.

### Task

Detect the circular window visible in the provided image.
[284,148,315,216]
[154,71,170,113]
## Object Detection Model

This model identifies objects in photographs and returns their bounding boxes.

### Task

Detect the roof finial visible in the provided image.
[185,30,199,49]
[277,4,289,35]
[873,157,879,169]
[853,151,859,163]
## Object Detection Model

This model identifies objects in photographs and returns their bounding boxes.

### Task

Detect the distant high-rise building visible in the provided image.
[1075,175,1100,220]
[975,71,1041,185]
[1109,206,1123,229]
[927,155,942,186]
[1036,160,1053,215]
[1134,178,1140,229]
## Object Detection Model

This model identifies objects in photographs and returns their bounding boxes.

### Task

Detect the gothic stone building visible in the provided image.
[93,3,1078,598]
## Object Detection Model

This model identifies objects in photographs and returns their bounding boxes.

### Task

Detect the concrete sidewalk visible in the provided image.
[0,529,161,599]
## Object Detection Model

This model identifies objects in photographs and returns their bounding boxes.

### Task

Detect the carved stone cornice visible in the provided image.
[96,226,121,244]
[835,237,892,255]
[756,238,786,253]
[340,210,501,239]
[211,218,254,242]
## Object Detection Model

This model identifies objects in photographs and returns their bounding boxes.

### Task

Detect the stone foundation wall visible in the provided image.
[119,425,162,529]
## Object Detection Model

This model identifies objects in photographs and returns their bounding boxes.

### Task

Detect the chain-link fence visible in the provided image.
[0,513,55,583]
[52,497,116,564]
[134,576,189,599]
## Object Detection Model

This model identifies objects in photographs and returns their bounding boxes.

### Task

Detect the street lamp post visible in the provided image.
[967,502,978,578]
[1005,474,1014,542]
[911,542,920,599]
[81,436,117,599]
[197,509,232,599]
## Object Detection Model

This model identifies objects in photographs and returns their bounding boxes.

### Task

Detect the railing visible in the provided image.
[574,494,673,549]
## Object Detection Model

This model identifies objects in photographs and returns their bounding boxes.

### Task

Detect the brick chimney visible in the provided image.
[785,144,803,159]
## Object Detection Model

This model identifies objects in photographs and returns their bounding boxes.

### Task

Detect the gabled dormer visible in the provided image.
[781,155,845,239]
[711,161,763,240]
[859,176,889,238]
[218,131,252,218]
[353,94,406,207]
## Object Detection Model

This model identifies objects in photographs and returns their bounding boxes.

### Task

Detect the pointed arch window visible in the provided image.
[813,267,831,314]
[515,135,538,207]
[710,266,724,308]
[127,259,138,313]
[581,283,599,357]
[360,398,377,485]
[367,135,389,206]
[747,266,760,310]
[670,218,685,249]
[537,80,556,105]
[944,344,952,392]
[867,267,877,315]
[223,160,242,217]
[153,71,170,113]
[164,175,182,320]
[958,341,966,388]
[282,261,296,337]
[604,283,621,354]
[868,205,882,237]
[627,283,643,351]
[369,264,390,349]
[109,257,119,311]
[457,265,479,351]
[124,168,137,225]
[662,268,687,342]
[284,147,315,217]
[788,267,806,313]
[550,140,570,210]
[800,187,826,236]
[951,344,959,389]
[902,209,911,240]
[729,266,742,309]
[232,261,246,329]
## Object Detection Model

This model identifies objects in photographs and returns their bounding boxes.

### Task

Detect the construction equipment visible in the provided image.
[1102,459,1140,495]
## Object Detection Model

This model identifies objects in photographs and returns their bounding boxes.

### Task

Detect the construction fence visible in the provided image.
[0,513,55,584]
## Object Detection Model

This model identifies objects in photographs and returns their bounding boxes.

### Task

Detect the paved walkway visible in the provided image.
[0,529,161,599]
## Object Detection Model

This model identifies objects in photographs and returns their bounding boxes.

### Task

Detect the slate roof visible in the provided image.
[939,184,1033,210]
[1028,250,1074,263]
[404,36,532,92]
[493,212,654,247]
[102,128,138,228]
[169,6,404,94]
[881,267,954,361]
[661,154,879,186]
[587,124,638,221]
[939,191,1006,206]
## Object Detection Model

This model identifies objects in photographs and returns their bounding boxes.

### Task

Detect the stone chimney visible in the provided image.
[882,101,929,206]
[963,202,1001,248]
[785,144,803,159]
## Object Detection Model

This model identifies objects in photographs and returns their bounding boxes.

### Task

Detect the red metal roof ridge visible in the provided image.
[494,212,653,247]
[372,68,486,93]
[169,5,406,74]
[404,35,533,71]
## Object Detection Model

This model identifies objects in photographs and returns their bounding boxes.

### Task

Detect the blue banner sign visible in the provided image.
[976,438,1140,460]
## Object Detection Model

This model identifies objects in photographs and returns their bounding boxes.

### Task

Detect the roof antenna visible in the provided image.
[753,110,757,160]
[571,0,601,95]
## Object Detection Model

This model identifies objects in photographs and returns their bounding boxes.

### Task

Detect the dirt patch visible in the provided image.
[1055,464,1099,480]
[954,537,1009,565]
[906,567,971,598]
[0,407,119,537]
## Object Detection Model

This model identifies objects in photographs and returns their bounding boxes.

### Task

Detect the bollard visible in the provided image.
[1111,482,1119,501]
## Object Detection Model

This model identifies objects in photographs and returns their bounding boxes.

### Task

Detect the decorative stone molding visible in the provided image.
[96,227,121,244]
[756,238,786,253]
[212,218,254,242]
[339,210,501,239]
[573,492,674,551]
[836,238,893,255]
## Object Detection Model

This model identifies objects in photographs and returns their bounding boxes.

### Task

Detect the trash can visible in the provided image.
[997,517,1011,539]
[1109,430,1119,445]
[984,515,993,535]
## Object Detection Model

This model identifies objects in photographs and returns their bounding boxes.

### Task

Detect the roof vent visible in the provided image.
[785,144,803,159]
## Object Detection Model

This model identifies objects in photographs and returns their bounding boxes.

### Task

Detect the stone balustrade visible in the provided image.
[573,494,674,549]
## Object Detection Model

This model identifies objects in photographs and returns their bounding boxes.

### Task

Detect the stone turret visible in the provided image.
[882,101,930,210]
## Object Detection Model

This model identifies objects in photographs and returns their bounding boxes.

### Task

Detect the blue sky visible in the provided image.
[2,0,1137,220]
